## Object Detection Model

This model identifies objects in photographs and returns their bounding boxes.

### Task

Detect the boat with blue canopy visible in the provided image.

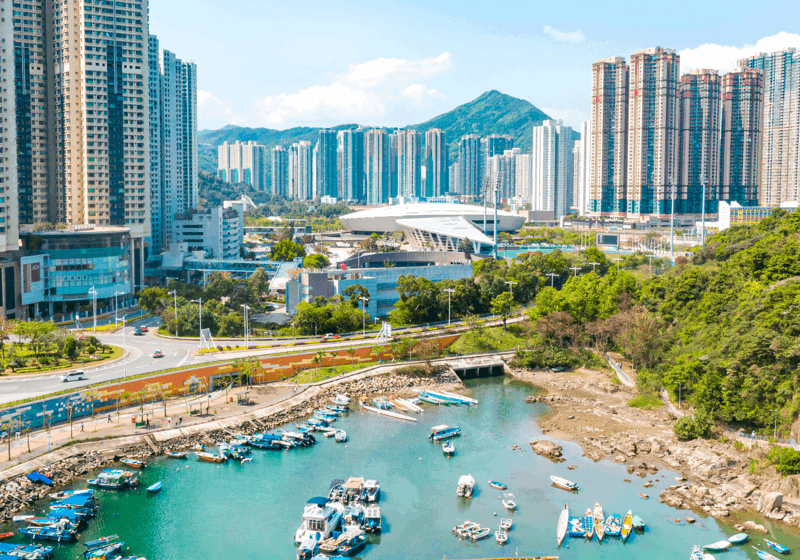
[765,539,790,554]
[428,425,461,441]
[0,542,55,559]
[83,541,124,558]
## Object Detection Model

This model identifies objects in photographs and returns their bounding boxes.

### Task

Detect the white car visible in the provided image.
[60,371,87,383]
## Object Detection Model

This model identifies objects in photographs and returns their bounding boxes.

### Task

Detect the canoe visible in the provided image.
[704,541,730,551]
[584,508,594,540]
[593,502,605,542]
[166,451,187,459]
[728,533,748,544]
[556,504,569,546]
[146,482,162,493]
[119,458,146,469]
[620,509,633,542]
[765,540,790,554]
[488,481,507,490]
[754,548,780,560]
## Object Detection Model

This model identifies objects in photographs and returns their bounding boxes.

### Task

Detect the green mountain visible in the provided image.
[197,90,562,175]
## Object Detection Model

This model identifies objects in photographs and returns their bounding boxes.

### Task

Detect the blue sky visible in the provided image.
[150,0,800,131]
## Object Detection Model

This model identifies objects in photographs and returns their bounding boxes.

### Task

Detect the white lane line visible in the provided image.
[176,351,190,368]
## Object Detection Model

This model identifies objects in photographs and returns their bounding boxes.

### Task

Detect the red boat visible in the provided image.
[0,532,13,540]
[119,458,146,469]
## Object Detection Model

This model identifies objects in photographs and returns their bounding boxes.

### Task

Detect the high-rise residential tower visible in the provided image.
[678,69,722,215]
[337,129,365,202]
[1,0,19,254]
[532,120,575,218]
[396,129,423,198]
[424,129,448,197]
[289,141,313,200]
[217,141,267,189]
[365,129,390,205]
[148,36,163,254]
[449,162,461,194]
[590,57,629,215]
[271,146,289,197]
[740,48,800,206]
[626,47,681,216]
[457,134,482,196]
[481,134,513,190]
[721,67,763,207]
[515,154,533,199]
[315,129,338,199]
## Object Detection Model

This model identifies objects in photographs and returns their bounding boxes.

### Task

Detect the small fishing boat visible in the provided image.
[192,443,205,451]
[502,499,517,511]
[48,489,92,500]
[488,481,507,490]
[500,518,513,531]
[88,470,138,490]
[394,397,423,413]
[550,475,579,491]
[308,417,329,428]
[593,502,605,542]
[12,515,34,523]
[690,545,704,560]
[471,528,491,541]
[84,535,119,549]
[728,533,748,544]
[26,518,63,527]
[632,514,646,531]
[0,533,12,540]
[372,398,392,410]
[765,540,790,554]
[336,531,367,556]
[704,541,731,551]
[620,510,633,542]
[556,504,569,546]
[361,480,381,503]
[297,535,319,560]
[166,451,187,459]
[19,522,77,543]
[457,475,475,498]
[326,404,349,412]
[195,451,226,463]
[495,530,508,544]
[146,482,162,494]
[442,442,455,455]
[119,458,146,469]
[334,430,347,443]
[84,542,124,558]
[429,425,461,441]
[568,516,585,538]
[754,547,781,560]
[605,513,621,537]
[584,508,595,539]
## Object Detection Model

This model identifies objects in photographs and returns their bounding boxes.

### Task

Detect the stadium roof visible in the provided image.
[340,203,525,234]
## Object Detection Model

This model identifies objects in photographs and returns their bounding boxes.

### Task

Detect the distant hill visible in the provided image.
[198,90,574,176]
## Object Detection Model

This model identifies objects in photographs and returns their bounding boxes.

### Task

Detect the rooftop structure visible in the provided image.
[339,203,525,234]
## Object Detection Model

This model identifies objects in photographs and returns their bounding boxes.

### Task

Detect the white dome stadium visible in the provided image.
[339,203,525,234]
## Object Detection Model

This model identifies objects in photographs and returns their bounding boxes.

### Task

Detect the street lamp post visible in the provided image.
[122,316,127,380]
[241,304,250,348]
[613,258,623,272]
[771,409,778,440]
[359,297,368,336]
[589,261,599,273]
[191,298,203,342]
[171,290,178,337]
[570,266,581,277]
[547,272,558,288]
[444,288,455,326]
[504,280,517,299]
[88,286,98,332]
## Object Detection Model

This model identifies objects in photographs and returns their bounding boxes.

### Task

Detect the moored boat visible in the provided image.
[336,531,366,556]
[620,509,633,542]
[765,539,790,554]
[297,535,319,560]
[703,541,730,551]
[88,470,137,490]
[429,425,461,441]
[495,530,508,544]
[195,451,226,463]
[632,514,646,531]
[500,518,513,531]
[84,535,119,549]
[690,545,704,560]
[0,542,56,559]
[457,475,475,498]
[584,508,594,539]
[361,480,380,503]
[488,481,507,490]
[12,515,34,523]
[556,504,569,546]
[728,533,748,544]
[568,516,585,538]
[294,497,344,544]
[394,398,423,413]
[549,475,579,491]
[605,513,621,537]
[165,451,187,459]
[84,542,124,558]
[19,522,76,543]
[471,527,491,541]
[754,547,781,560]
[334,430,347,443]
[442,442,455,455]
[502,499,517,511]
[119,458,146,469]
[48,489,92,500]
[146,482,162,494]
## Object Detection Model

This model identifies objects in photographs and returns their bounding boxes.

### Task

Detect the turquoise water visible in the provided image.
[5,377,799,559]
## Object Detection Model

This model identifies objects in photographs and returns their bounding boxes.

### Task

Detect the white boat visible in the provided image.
[500,518,513,530]
[593,502,605,542]
[334,430,347,443]
[362,405,418,422]
[471,527,491,541]
[457,474,475,498]
[297,535,319,560]
[495,530,508,544]
[703,541,730,551]
[434,389,479,405]
[394,397,423,413]
[556,504,569,546]
[550,475,579,491]
[294,498,344,544]
[442,442,455,455]
[335,393,351,403]
[12,515,34,523]
[502,499,517,511]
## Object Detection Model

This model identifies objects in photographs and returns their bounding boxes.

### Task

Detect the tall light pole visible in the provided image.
[241,304,250,348]
[359,297,368,336]
[171,290,178,337]
[191,298,203,342]
[771,409,778,440]
[589,261,599,273]
[613,258,623,272]
[569,266,581,277]
[444,288,455,326]
[114,291,123,328]
[88,286,97,332]
[122,316,127,380]
[504,280,517,299]
[547,272,558,288]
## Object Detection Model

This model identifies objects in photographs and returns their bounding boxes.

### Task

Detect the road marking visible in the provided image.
[176,351,190,368]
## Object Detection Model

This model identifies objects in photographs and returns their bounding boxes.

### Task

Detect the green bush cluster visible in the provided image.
[767,447,800,475]
[672,411,712,440]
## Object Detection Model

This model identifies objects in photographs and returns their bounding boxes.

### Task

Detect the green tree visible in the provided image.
[491,291,514,330]
[63,337,79,360]
[138,287,170,313]
[13,321,56,359]
[271,239,307,261]
[391,274,442,325]
[303,253,330,269]
[248,267,269,300]
[342,284,370,307]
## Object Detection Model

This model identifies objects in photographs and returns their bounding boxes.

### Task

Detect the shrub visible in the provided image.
[63,337,79,360]
[86,345,97,355]
[767,447,800,475]
[628,392,663,410]
[673,411,712,440]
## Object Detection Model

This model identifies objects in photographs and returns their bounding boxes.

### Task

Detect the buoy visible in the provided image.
[186,465,189,469]
[419,457,422,461]
[494,512,497,516]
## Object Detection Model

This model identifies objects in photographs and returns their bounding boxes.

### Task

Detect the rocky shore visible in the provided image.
[511,364,800,533]
[0,367,460,521]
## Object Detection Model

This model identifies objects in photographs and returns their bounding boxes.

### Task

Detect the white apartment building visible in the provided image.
[365,129,389,205]
[532,120,574,218]
[172,205,243,261]
[218,140,267,190]
[396,129,423,198]
[289,141,313,200]
[515,154,532,199]
[574,121,591,216]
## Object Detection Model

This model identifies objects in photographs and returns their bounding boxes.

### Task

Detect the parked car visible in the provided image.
[152,350,164,358]
[61,371,87,383]
[133,327,143,336]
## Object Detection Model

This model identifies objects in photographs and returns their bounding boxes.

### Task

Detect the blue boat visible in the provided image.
[364,505,381,533]
[568,516,585,538]
[297,535,319,560]
[47,509,90,525]
[19,524,77,543]
[147,481,162,493]
[765,540,790,554]
[308,417,329,428]
[336,532,367,556]
[316,409,339,418]
[605,514,622,537]
[326,404,348,412]
[428,425,461,441]
[248,440,283,450]
[0,542,55,559]
[83,542,124,558]
[729,533,749,544]
[50,494,95,510]
[754,547,780,560]
[84,535,119,549]
[372,398,392,410]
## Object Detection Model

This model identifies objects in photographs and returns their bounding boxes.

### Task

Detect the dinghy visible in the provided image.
[556,504,569,546]
[146,481,162,493]
[502,499,517,511]
[568,516,585,538]
[620,510,633,542]
[584,508,594,539]
[605,513,622,537]
[728,533,748,544]
[690,545,704,560]
[753,548,780,560]
[495,530,508,544]
[550,475,579,491]
[166,451,187,459]
[765,540,790,554]
[703,541,730,551]
[119,458,146,469]
[593,502,605,542]
[632,514,646,531]
[488,481,507,490]
[442,442,455,455]
[500,518,513,531]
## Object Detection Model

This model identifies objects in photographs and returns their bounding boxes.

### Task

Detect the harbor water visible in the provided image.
[6,377,799,559]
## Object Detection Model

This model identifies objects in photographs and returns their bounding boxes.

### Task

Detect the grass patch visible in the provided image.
[290,360,378,384]
[628,392,663,410]
[448,325,527,354]
[4,345,124,376]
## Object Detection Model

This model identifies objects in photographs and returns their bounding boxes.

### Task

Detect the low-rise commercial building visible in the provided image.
[698,200,800,232]
[173,205,243,260]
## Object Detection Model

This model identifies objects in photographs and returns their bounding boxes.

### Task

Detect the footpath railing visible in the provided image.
[721,427,799,449]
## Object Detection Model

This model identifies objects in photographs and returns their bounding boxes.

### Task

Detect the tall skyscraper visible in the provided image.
[148,36,163,255]
[515,154,533,199]
[315,129,338,199]
[337,129,365,202]
[457,134,482,196]
[678,69,722,215]
[389,132,399,199]
[449,162,461,194]
[532,120,575,218]
[590,57,629,215]
[424,129,448,197]
[574,121,591,216]
[572,142,582,215]
[487,148,519,199]
[721,67,763,207]
[740,48,800,206]
[396,129,423,198]
[217,141,267,189]
[627,47,680,216]
[364,129,390,205]
[289,141,313,200]
[481,134,513,190]
[271,146,289,197]
[1,1,19,254]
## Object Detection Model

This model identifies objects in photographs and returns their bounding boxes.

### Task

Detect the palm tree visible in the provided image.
[329,351,338,374]
[312,350,325,381]
[346,347,357,367]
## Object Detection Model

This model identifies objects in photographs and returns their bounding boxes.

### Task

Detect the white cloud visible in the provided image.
[198,90,245,126]
[543,25,585,44]
[252,53,451,128]
[680,32,800,73]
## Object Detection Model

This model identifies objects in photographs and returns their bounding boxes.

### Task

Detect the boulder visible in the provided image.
[758,492,783,514]
[742,520,768,533]
[530,440,565,462]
